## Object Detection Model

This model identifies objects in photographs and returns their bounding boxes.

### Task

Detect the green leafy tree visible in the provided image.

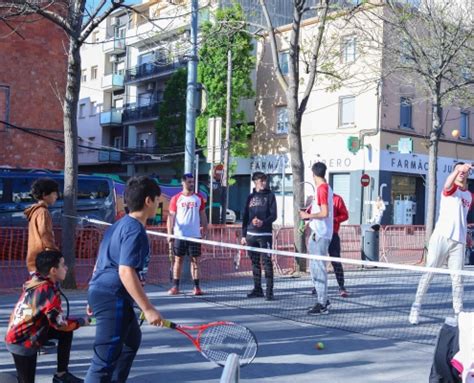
[196,3,255,159]
[156,68,187,147]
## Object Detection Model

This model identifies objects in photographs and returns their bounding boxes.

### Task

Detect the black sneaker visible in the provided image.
[43,340,56,348]
[52,372,83,383]
[247,289,264,298]
[265,291,274,301]
[307,303,329,315]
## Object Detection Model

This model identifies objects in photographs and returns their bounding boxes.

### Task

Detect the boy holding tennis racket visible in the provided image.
[300,162,334,315]
[86,176,163,382]
[409,162,473,325]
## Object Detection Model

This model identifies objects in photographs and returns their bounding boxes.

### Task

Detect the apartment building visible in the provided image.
[78,0,297,180]
[252,4,474,225]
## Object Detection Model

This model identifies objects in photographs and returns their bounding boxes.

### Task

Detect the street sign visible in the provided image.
[213,164,224,181]
[361,174,370,187]
[398,137,413,154]
[347,136,360,154]
[207,117,222,163]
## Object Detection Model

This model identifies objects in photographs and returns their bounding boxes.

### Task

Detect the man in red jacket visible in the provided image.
[330,194,349,297]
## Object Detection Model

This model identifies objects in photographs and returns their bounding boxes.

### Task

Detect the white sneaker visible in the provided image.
[409,304,420,325]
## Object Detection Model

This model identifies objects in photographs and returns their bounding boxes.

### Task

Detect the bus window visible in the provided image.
[0,178,4,202]
[12,178,35,203]
[78,180,110,200]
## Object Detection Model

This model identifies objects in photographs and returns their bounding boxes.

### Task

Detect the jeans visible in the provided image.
[328,233,345,290]
[85,290,141,383]
[308,235,331,305]
[246,235,273,293]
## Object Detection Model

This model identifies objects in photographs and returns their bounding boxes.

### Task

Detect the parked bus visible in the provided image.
[0,169,119,226]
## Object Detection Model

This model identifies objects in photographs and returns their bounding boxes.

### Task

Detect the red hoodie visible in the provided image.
[333,194,349,234]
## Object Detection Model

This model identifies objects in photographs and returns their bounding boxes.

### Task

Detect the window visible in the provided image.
[268,174,293,195]
[91,66,98,80]
[339,96,355,127]
[341,36,356,63]
[78,180,110,200]
[113,136,122,148]
[81,70,87,82]
[79,103,86,118]
[90,101,97,116]
[138,132,152,148]
[460,111,469,139]
[279,51,289,75]
[276,106,289,134]
[400,97,412,129]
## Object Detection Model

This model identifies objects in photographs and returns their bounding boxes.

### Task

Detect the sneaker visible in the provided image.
[52,372,84,383]
[168,286,179,295]
[339,289,349,298]
[247,289,264,298]
[307,303,329,315]
[265,291,274,301]
[325,299,331,308]
[409,304,420,325]
[193,287,203,296]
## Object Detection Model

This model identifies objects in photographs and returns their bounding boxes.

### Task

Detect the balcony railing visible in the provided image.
[122,102,160,124]
[100,108,122,126]
[124,59,186,83]
[101,74,124,90]
[102,37,125,54]
[98,150,122,162]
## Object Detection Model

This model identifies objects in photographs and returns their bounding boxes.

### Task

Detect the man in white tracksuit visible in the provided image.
[409,162,473,325]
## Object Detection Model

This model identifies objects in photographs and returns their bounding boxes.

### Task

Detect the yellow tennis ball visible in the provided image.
[315,342,325,350]
[452,129,460,138]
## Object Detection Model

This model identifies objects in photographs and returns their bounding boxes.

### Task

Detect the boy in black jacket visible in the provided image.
[241,172,277,300]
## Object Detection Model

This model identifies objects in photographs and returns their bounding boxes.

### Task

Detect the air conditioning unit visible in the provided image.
[146,83,155,91]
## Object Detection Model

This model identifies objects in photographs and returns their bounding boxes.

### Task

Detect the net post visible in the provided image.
[219,353,240,383]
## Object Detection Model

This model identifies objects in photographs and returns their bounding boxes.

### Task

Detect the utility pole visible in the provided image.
[220,49,232,224]
[184,0,198,174]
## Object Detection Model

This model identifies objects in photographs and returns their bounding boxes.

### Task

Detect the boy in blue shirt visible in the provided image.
[85,176,163,382]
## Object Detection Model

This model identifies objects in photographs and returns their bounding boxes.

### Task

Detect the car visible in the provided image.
[205,205,237,224]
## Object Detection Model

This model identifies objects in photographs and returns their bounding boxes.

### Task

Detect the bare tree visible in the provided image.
[0,0,126,287]
[357,0,474,240]
[257,0,362,269]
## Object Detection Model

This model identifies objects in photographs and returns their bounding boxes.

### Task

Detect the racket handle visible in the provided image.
[162,319,176,329]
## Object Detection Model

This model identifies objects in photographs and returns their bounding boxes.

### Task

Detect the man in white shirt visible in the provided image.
[167,174,208,296]
[409,162,473,325]
[300,162,334,315]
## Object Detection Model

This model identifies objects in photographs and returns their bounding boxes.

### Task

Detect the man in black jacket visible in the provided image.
[241,172,277,301]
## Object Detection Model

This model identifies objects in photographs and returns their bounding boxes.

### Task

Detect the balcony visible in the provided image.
[124,59,186,84]
[98,150,121,162]
[122,102,160,124]
[102,38,125,54]
[100,108,122,126]
[101,74,124,91]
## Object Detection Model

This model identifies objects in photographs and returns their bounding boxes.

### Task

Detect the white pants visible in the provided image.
[413,232,464,313]
[308,235,331,306]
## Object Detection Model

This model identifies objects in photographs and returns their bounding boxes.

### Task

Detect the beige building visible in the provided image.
[252,5,474,225]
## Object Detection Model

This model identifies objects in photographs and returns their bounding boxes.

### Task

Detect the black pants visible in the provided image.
[12,327,73,383]
[246,235,273,293]
[328,233,345,290]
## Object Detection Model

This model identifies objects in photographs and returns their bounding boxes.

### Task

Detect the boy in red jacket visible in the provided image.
[5,251,89,383]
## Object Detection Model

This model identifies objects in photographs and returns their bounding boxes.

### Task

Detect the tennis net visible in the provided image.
[84,219,474,345]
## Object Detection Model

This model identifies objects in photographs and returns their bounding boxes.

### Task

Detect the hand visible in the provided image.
[456,163,472,174]
[300,211,311,220]
[252,217,263,227]
[167,235,174,244]
[201,228,208,239]
[143,308,163,327]
[83,316,93,326]
[86,304,93,316]
[241,237,247,246]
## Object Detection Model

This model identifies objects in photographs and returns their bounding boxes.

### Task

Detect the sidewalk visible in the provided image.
[0,286,434,382]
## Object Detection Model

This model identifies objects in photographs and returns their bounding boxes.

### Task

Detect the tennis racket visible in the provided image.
[298,181,316,233]
[168,242,174,283]
[141,315,258,366]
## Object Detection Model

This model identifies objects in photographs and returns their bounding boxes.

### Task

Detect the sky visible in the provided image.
[85,0,141,13]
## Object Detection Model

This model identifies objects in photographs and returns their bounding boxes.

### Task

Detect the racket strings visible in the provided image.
[199,324,258,366]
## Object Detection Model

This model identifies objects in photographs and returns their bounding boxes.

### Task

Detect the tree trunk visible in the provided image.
[62,36,81,289]
[287,102,306,272]
[425,96,442,246]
